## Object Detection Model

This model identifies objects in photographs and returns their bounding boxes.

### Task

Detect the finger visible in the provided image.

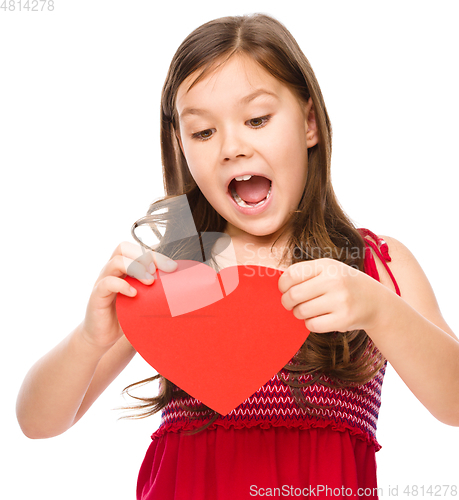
[111,241,149,260]
[150,251,178,273]
[291,293,332,321]
[281,275,327,311]
[278,261,320,294]
[114,241,177,275]
[94,276,137,306]
[304,313,338,334]
[103,254,156,286]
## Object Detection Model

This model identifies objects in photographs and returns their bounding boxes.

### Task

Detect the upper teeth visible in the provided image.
[234,175,252,181]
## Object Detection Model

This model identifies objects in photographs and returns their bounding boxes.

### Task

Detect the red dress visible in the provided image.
[136,228,400,500]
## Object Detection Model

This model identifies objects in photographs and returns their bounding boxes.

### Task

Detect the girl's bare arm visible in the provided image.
[16,322,136,439]
[16,241,177,439]
[71,332,137,426]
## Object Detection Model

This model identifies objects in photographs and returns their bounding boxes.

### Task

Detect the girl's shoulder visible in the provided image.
[363,232,457,341]
[359,231,403,295]
[368,233,423,296]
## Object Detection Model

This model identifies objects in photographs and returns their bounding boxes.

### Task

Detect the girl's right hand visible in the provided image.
[81,241,178,350]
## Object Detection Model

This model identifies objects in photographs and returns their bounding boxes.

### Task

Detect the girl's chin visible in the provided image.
[224,217,289,240]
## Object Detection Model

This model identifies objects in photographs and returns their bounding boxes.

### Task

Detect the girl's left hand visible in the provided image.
[278,258,381,333]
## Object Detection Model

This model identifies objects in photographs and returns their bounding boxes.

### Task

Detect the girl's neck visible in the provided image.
[214,224,293,271]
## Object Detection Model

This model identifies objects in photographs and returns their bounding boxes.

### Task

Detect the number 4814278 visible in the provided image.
[0,0,54,11]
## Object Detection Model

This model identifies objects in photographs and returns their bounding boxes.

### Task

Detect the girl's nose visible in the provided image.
[221,128,253,162]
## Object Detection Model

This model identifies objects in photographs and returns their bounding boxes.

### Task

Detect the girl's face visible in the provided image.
[175,54,318,246]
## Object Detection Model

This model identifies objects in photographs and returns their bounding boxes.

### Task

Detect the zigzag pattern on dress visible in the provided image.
[155,359,386,451]
[151,229,395,453]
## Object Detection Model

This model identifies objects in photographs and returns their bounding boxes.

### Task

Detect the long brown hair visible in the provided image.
[118,13,386,432]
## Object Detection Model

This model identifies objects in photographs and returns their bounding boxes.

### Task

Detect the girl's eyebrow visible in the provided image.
[179,88,279,120]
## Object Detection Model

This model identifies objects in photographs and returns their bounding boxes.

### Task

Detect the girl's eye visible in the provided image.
[191,115,271,142]
[192,128,215,141]
[248,116,271,128]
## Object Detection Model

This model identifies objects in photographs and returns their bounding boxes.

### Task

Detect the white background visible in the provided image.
[2,0,458,498]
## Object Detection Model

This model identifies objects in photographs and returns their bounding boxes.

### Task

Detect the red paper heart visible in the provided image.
[116,260,310,415]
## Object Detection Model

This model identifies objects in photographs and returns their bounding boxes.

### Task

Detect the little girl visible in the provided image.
[16,13,459,500]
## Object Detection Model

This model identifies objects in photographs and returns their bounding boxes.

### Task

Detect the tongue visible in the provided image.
[232,176,271,203]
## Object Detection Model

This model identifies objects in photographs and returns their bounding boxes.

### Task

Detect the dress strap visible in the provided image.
[357,228,401,297]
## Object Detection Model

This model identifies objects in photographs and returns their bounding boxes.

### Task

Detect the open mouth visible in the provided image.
[228,175,272,209]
